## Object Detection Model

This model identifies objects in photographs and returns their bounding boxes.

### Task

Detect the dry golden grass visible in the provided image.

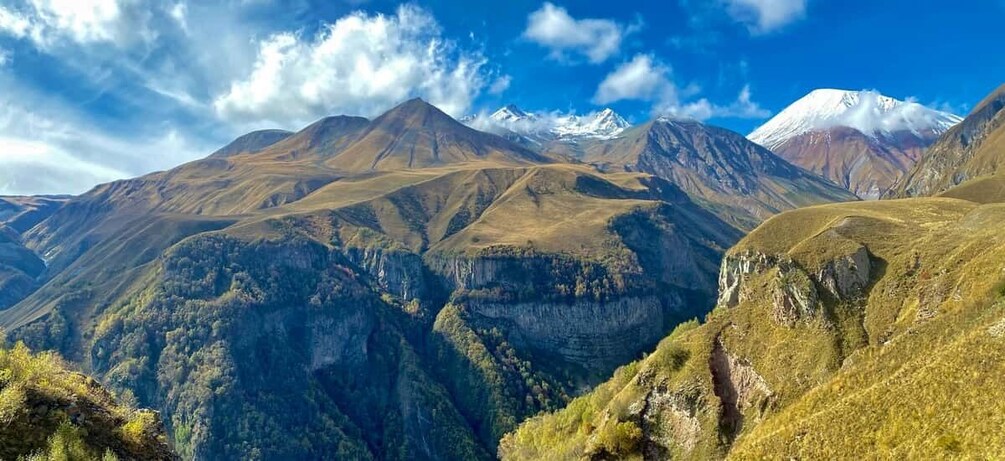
[502,194,1005,460]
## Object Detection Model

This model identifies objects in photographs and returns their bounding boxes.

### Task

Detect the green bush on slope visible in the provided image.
[0,341,174,461]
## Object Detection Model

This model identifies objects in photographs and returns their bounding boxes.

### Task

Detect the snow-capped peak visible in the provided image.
[748,89,963,149]
[472,105,631,141]
[491,104,534,123]
[551,108,630,139]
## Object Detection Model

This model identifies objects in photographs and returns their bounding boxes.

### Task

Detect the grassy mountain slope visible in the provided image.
[578,120,856,230]
[207,129,294,159]
[0,196,67,311]
[501,196,1005,460]
[0,195,70,234]
[0,225,46,310]
[893,84,1005,197]
[0,341,176,460]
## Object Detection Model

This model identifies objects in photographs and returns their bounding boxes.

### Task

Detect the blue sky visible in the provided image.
[0,0,1002,195]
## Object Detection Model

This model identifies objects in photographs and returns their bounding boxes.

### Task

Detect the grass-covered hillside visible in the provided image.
[501,196,1005,460]
[0,341,176,460]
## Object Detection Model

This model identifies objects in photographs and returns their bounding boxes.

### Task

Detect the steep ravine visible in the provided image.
[6,210,731,460]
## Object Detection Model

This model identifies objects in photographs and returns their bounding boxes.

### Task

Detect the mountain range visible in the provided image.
[464,105,632,145]
[466,104,855,229]
[0,98,750,459]
[0,83,1002,460]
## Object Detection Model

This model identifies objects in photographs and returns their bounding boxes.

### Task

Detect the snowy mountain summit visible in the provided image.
[490,104,533,124]
[471,105,631,141]
[549,108,631,140]
[749,89,962,149]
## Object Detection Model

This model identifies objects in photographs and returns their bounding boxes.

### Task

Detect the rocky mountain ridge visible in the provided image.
[892,84,1005,198]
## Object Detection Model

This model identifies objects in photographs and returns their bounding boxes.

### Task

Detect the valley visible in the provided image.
[0,81,1002,460]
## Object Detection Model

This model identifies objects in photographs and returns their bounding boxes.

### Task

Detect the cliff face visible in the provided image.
[465,295,672,375]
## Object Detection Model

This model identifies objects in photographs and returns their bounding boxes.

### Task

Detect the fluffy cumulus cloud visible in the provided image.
[821,90,962,134]
[523,2,630,64]
[594,54,769,121]
[0,1,502,194]
[724,0,807,34]
[662,85,771,120]
[214,5,489,125]
[593,54,673,104]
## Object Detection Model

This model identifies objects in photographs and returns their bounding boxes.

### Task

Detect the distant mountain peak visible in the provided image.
[749,89,962,149]
[473,105,631,141]
[491,104,535,124]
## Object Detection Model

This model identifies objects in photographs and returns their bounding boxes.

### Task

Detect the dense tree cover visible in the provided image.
[430,304,571,449]
[16,235,499,459]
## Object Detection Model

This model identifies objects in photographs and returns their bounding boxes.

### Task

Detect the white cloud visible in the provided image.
[0,7,31,38]
[828,91,960,134]
[523,2,628,64]
[214,5,488,126]
[0,80,212,195]
[661,85,771,120]
[489,74,512,95]
[0,48,10,66]
[593,54,673,104]
[169,2,188,33]
[0,0,154,48]
[0,2,506,195]
[594,54,770,121]
[724,0,807,34]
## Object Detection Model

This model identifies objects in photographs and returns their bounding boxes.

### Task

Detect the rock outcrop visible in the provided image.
[813,243,872,301]
[718,243,872,325]
[717,251,780,308]
[770,265,818,326]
